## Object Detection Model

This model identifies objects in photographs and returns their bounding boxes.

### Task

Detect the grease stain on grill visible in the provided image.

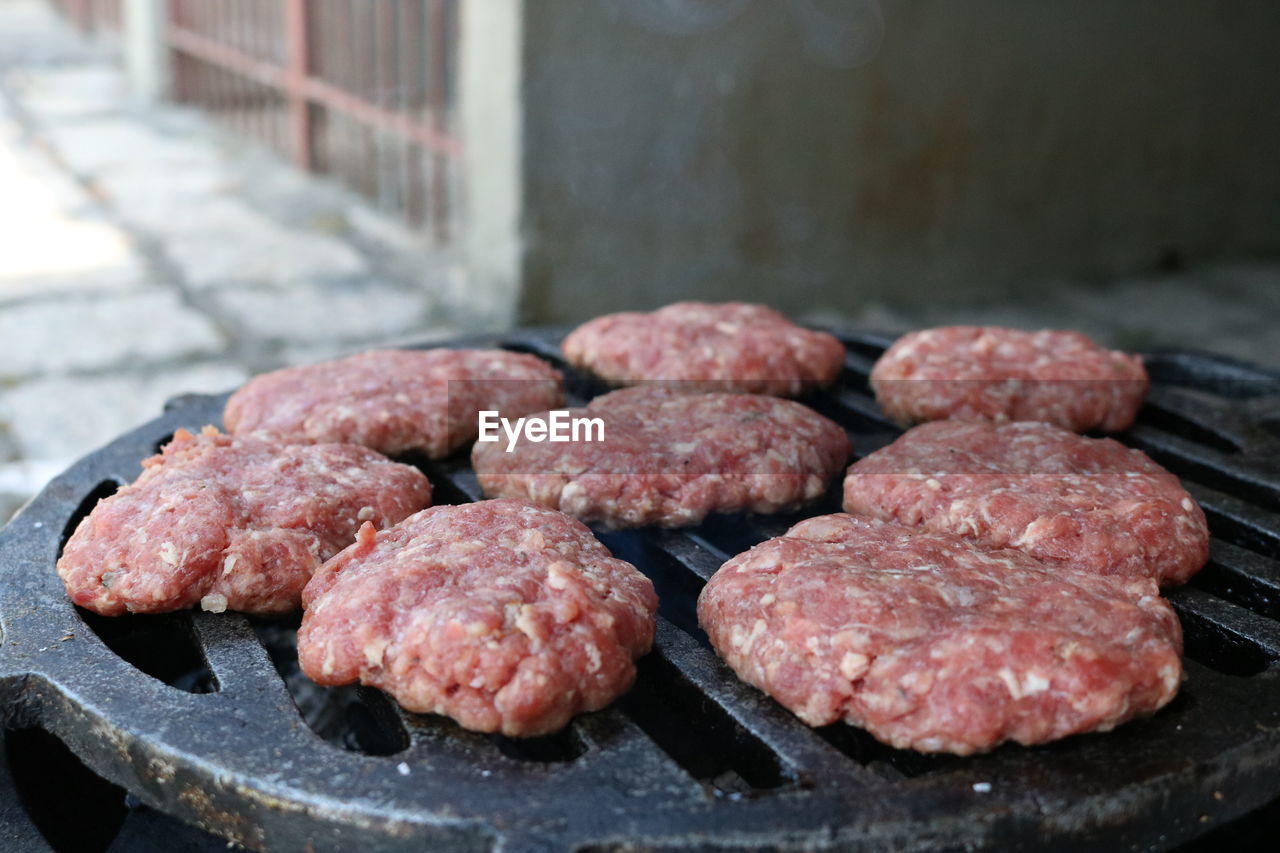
[76,609,219,694]
[250,615,409,756]
[619,654,788,796]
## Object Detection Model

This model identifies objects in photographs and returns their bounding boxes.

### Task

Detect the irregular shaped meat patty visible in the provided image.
[224,348,564,457]
[58,426,431,616]
[472,386,850,528]
[698,513,1183,755]
[870,326,1148,432]
[298,500,657,736]
[561,302,845,396]
[843,420,1208,585]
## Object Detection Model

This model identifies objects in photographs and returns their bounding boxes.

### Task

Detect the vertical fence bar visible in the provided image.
[427,0,448,240]
[283,0,313,171]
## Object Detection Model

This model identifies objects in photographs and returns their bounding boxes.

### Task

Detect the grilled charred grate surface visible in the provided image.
[0,328,1278,851]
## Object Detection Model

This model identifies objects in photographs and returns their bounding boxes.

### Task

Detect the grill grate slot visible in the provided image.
[79,609,219,694]
[490,728,586,763]
[251,616,410,756]
[59,479,121,558]
[618,653,789,795]
[4,727,129,852]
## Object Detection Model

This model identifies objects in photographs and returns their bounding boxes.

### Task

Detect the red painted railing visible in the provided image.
[168,0,460,240]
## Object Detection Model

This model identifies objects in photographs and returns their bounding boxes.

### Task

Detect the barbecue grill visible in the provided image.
[1,327,1278,851]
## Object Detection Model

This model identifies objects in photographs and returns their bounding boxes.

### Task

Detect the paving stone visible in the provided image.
[0,362,248,464]
[158,198,369,289]
[209,279,431,344]
[42,117,221,179]
[10,64,125,122]
[0,292,227,379]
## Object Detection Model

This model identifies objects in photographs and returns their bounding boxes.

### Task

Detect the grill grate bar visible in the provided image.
[1165,585,1280,663]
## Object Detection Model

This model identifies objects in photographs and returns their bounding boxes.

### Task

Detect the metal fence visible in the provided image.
[168,0,461,240]
[49,0,123,33]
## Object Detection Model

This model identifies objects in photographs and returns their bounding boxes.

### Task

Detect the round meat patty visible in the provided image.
[698,513,1183,755]
[870,326,1148,432]
[224,348,564,458]
[472,386,851,529]
[561,302,845,396]
[842,420,1208,585]
[58,426,431,616]
[297,500,657,737]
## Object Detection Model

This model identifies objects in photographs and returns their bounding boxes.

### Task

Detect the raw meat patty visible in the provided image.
[870,326,1148,432]
[698,513,1183,755]
[58,426,431,616]
[297,500,657,736]
[224,349,564,457]
[561,302,845,396]
[843,420,1208,585]
[472,386,850,528]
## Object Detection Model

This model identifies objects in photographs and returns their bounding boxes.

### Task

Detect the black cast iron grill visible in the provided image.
[2,327,1280,852]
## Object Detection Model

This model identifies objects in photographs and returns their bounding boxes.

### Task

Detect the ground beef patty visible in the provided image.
[58,426,430,616]
[698,513,1183,755]
[297,500,657,736]
[224,348,564,458]
[843,420,1208,585]
[870,326,1148,432]
[472,386,850,528]
[561,302,845,396]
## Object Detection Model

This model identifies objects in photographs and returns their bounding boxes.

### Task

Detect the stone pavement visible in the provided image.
[0,0,466,522]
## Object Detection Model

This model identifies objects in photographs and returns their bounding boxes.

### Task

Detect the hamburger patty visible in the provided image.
[561,302,845,396]
[870,326,1148,432]
[224,348,564,458]
[697,513,1183,755]
[298,500,657,736]
[842,420,1208,585]
[472,386,850,528]
[58,426,431,615]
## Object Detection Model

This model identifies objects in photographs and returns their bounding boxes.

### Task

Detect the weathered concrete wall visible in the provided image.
[513,0,1280,324]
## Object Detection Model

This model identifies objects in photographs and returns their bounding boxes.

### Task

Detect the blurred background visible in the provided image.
[1,0,1278,523]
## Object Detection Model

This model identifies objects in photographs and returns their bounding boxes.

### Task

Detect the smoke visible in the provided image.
[607,0,884,68]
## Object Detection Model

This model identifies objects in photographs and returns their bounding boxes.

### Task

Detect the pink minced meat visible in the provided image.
[223,349,564,458]
[297,500,657,737]
[870,326,1148,432]
[561,302,846,396]
[472,386,851,528]
[57,426,431,616]
[698,513,1183,755]
[843,420,1208,586]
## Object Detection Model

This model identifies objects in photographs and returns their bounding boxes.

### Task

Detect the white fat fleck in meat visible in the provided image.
[200,593,228,613]
[159,541,180,566]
